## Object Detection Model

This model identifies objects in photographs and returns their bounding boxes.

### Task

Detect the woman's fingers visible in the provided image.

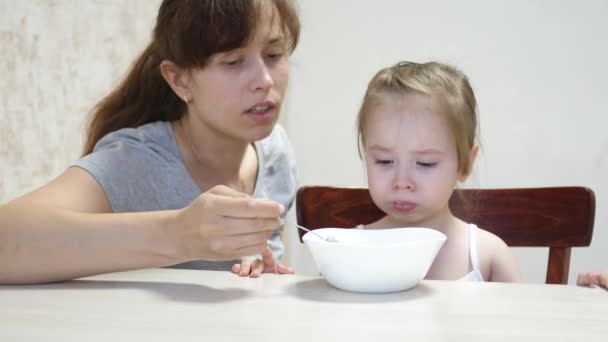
[276,263,294,274]
[231,249,293,277]
[261,247,277,273]
[230,237,271,258]
[177,187,284,262]
[249,259,264,278]
[200,230,269,261]
[207,185,250,198]
[231,258,264,278]
[237,257,254,277]
[221,217,281,236]
[204,193,285,219]
[260,247,293,274]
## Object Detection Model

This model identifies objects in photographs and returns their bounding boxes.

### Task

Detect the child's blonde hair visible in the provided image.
[357,61,478,176]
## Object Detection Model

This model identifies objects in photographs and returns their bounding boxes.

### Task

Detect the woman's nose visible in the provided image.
[249,58,273,92]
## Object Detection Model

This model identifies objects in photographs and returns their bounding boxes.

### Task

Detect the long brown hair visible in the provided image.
[83,0,300,155]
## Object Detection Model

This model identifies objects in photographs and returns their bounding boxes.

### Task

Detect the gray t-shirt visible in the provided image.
[73,121,296,270]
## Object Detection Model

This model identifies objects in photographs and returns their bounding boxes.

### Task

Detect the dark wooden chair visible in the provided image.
[296,186,595,284]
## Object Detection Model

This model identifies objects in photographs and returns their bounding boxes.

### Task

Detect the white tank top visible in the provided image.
[355,224,484,282]
[459,224,484,282]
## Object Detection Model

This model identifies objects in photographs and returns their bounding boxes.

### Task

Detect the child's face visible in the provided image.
[364,92,463,227]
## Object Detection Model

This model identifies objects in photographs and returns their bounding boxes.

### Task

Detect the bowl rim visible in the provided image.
[302,227,447,248]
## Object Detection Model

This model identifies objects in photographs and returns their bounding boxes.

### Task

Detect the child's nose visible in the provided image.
[392,169,416,191]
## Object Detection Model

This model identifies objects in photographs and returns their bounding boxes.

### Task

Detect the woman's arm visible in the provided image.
[0,168,282,284]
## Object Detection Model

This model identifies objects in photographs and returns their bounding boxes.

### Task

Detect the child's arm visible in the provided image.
[577,271,608,288]
[483,233,523,282]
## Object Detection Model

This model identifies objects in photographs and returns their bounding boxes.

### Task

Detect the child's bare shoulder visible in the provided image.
[475,225,522,282]
[475,227,509,250]
[475,226,512,265]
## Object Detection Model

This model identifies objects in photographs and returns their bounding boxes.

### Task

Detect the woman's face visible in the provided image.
[187,4,289,143]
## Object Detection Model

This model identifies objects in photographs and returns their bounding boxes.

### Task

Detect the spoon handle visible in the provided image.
[278,218,328,241]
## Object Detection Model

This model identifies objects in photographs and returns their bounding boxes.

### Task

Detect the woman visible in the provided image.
[0,0,300,284]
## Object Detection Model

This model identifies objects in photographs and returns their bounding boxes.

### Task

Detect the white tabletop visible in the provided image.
[1,268,607,341]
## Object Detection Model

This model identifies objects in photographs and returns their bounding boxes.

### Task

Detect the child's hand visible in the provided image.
[231,247,294,278]
[577,271,608,288]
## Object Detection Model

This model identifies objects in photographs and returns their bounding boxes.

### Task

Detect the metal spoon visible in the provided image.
[278,218,337,242]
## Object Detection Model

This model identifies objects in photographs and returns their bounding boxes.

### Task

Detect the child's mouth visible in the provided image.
[392,201,416,213]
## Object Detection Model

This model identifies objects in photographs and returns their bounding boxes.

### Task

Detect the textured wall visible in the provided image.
[0,0,159,203]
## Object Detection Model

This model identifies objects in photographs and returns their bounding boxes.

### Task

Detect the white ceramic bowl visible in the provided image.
[303,227,446,293]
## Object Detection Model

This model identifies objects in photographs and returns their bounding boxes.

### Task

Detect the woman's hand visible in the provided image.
[231,246,294,278]
[577,271,608,288]
[173,185,284,263]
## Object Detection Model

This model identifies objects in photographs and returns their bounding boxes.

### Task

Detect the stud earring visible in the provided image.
[183,95,191,103]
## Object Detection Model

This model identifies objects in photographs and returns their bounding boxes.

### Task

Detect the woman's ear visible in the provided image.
[160,60,191,103]
[458,144,480,182]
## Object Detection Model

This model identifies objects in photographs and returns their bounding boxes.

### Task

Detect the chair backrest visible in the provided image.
[296,186,595,284]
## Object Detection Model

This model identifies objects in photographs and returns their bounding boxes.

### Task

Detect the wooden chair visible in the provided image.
[296,186,595,284]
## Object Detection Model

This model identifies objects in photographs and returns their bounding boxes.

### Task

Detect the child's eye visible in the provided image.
[375,159,394,165]
[417,161,438,168]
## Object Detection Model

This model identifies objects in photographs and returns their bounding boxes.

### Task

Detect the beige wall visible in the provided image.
[0,0,159,203]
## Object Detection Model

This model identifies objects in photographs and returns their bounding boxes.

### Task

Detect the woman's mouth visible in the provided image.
[244,103,277,123]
